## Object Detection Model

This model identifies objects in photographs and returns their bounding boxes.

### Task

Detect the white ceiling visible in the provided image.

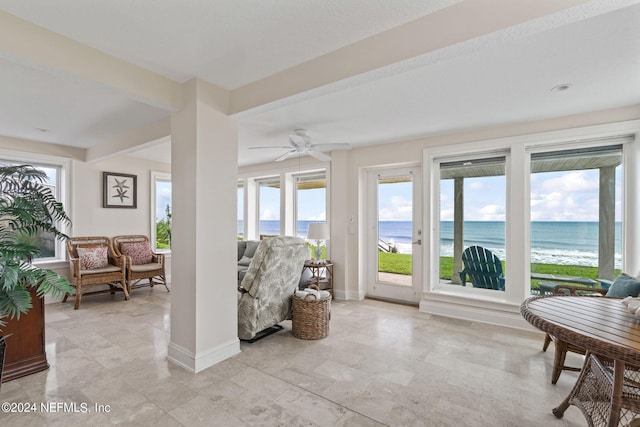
[0,0,638,166]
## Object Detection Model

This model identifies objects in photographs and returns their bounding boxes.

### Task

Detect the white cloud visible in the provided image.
[468,181,486,190]
[440,208,454,221]
[467,204,505,221]
[531,170,602,221]
[306,212,326,221]
[260,208,277,220]
[539,171,598,193]
[379,195,413,220]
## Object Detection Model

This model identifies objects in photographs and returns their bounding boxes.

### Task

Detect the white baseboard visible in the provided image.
[419,298,534,331]
[333,288,366,301]
[167,338,240,373]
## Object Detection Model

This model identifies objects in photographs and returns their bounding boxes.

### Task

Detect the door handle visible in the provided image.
[412,239,421,245]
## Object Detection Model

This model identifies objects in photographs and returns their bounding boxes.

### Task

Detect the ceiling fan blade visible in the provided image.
[310,143,351,152]
[308,151,332,162]
[249,145,292,150]
[274,150,297,162]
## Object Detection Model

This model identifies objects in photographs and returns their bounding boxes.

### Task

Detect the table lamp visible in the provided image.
[307,223,329,263]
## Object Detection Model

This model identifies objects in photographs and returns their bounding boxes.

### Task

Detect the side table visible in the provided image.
[303,260,334,296]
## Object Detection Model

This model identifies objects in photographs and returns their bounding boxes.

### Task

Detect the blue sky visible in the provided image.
[156,181,172,221]
[250,186,327,221]
[440,168,622,222]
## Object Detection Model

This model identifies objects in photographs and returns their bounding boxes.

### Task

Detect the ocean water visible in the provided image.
[240,220,622,267]
[441,221,622,268]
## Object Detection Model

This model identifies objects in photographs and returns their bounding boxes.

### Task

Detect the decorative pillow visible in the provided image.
[237,241,247,261]
[77,246,108,270]
[119,241,153,265]
[243,241,260,258]
[238,256,252,267]
[605,273,640,298]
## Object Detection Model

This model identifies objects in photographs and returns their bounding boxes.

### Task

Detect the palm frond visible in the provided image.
[0,164,73,324]
[0,286,32,319]
[33,269,74,300]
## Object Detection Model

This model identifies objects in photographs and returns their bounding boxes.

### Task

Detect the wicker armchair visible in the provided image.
[542,284,609,384]
[112,235,169,293]
[64,236,130,309]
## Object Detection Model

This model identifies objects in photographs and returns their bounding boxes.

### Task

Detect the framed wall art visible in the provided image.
[103,172,137,208]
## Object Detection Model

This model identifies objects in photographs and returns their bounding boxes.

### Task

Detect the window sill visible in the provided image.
[33,259,68,270]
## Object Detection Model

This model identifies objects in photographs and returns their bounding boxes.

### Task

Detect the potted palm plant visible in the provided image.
[0,164,74,384]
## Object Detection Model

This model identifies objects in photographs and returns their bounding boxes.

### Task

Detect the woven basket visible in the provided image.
[291,287,331,340]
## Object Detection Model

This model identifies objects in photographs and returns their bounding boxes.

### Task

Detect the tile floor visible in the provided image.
[1,288,587,426]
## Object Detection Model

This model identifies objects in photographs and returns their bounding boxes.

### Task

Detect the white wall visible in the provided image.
[71,156,169,236]
[69,156,172,281]
[0,137,172,286]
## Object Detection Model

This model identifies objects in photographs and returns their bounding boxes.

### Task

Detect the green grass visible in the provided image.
[378,252,412,275]
[380,253,619,289]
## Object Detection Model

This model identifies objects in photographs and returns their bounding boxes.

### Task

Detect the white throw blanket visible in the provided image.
[294,288,331,300]
[621,296,640,316]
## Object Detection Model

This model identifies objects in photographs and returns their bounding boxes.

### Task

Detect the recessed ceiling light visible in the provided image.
[551,84,572,92]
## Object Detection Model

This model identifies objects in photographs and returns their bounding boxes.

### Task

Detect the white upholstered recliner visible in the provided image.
[237,236,309,341]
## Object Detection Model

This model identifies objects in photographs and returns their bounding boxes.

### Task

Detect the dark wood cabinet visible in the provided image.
[1,288,48,382]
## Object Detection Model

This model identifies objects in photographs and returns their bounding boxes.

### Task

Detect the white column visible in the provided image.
[168,79,240,372]
[452,177,464,284]
[330,150,352,300]
[508,145,529,302]
[599,166,616,280]
[245,178,258,240]
[625,136,640,276]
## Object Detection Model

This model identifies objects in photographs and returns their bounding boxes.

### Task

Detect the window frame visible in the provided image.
[527,141,625,289]
[238,163,330,243]
[255,175,283,237]
[292,170,328,239]
[438,154,508,293]
[150,170,172,253]
[432,150,511,298]
[424,121,640,308]
[237,180,244,240]
[0,149,71,265]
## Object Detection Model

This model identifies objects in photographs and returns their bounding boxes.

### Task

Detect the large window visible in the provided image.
[0,158,66,261]
[428,127,636,308]
[239,167,329,242]
[294,172,327,239]
[529,144,624,293]
[151,172,171,251]
[237,181,244,240]
[439,156,506,291]
[257,177,281,237]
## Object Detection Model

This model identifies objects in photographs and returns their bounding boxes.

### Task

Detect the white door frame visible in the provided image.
[365,165,422,303]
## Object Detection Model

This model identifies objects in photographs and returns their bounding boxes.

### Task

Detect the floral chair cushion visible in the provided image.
[77,246,109,269]
[119,241,153,265]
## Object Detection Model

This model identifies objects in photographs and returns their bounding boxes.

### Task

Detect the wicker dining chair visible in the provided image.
[542,284,609,384]
[112,235,169,293]
[64,236,130,309]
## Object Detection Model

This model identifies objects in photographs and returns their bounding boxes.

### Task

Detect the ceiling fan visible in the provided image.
[249,129,350,162]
